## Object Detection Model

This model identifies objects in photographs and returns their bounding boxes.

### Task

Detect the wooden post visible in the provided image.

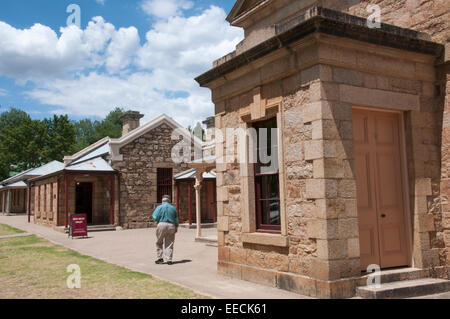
[27,186,31,223]
[195,170,203,239]
[110,175,115,226]
[65,174,69,228]
[56,177,60,226]
[188,182,192,225]
[176,182,180,218]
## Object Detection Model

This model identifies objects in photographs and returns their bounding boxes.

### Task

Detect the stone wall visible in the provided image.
[209,27,446,296]
[322,0,450,44]
[113,123,189,229]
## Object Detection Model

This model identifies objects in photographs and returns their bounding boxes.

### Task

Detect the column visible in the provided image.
[194,170,204,238]
[6,189,11,216]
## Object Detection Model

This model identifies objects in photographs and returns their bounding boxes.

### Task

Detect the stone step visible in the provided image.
[87,226,116,232]
[356,278,450,299]
[179,223,217,229]
[358,267,428,286]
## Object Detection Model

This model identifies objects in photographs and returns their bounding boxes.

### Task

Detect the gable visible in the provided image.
[109,114,203,162]
[227,0,268,24]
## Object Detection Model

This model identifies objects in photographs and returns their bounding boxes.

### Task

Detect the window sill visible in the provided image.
[242,232,289,247]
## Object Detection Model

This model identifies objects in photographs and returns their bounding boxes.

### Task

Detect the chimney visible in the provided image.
[202,116,215,130]
[120,111,144,136]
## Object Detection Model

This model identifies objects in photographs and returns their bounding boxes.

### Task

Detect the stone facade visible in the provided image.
[112,123,189,229]
[322,0,449,44]
[198,1,448,298]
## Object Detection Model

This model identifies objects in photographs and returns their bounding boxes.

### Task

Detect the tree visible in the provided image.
[42,115,76,163]
[0,108,29,134]
[91,107,124,142]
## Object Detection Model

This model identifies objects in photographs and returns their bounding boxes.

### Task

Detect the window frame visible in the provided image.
[157,168,173,204]
[252,117,281,233]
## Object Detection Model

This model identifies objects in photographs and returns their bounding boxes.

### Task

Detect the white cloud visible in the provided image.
[140,0,194,19]
[27,72,213,127]
[0,88,7,96]
[0,17,138,79]
[105,27,140,73]
[0,5,244,126]
[95,0,106,5]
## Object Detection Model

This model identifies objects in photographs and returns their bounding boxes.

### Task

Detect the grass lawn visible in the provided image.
[0,223,25,237]
[0,235,207,299]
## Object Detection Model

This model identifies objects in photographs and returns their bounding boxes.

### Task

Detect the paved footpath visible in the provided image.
[0,215,309,299]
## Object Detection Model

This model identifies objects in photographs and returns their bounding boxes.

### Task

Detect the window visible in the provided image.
[157,168,173,203]
[253,118,280,232]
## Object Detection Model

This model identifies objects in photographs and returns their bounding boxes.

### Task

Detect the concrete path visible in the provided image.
[0,215,309,299]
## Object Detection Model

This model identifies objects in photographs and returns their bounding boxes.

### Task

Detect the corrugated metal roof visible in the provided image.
[26,160,64,176]
[0,160,64,185]
[6,181,27,188]
[175,169,216,180]
[71,143,110,165]
[65,157,114,172]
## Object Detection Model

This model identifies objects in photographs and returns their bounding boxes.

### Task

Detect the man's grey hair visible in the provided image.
[162,195,171,203]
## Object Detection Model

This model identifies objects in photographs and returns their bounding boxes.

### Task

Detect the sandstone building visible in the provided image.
[196,0,450,298]
[17,112,216,230]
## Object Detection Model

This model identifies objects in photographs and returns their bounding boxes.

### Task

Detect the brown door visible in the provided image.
[353,109,409,271]
[204,181,217,223]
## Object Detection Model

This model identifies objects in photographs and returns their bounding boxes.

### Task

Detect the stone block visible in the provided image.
[265,253,289,272]
[415,178,432,196]
[241,264,277,287]
[339,84,420,111]
[307,218,338,240]
[338,179,357,198]
[347,238,360,258]
[218,246,230,261]
[332,67,364,87]
[338,218,359,239]
[317,239,348,260]
[310,81,340,102]
[217,216,230,232]
[312,119,340,140]
[277,272,317,297]
[229,247,246,264]
[305,179,338,199]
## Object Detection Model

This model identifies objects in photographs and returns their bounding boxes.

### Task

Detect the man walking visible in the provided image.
[152,195,179,265]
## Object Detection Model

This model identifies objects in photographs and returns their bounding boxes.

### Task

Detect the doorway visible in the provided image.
[75,182,93,224]
[353,109,410,271]
[203,180,217,223]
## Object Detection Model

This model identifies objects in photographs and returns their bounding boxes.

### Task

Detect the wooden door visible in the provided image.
[353,109,409,271]
[205,181,217,223]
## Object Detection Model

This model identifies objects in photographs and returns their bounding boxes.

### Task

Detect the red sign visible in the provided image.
[70,214,88,238]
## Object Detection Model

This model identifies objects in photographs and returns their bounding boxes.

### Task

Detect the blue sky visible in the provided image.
[0,0,241,125]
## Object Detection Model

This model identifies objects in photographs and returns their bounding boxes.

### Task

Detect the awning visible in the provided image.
[175,169,216,181]
[5,181,28,189]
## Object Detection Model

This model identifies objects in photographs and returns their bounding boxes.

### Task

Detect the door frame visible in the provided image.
[75,182,94,225]
[353,106,413,269]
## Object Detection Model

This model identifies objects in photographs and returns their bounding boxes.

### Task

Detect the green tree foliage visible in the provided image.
[0,107,126,180]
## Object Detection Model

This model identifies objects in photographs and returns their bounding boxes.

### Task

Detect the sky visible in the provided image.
[0,0,243,127]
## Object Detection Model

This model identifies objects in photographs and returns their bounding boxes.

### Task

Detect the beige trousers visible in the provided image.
[156,222,176,262]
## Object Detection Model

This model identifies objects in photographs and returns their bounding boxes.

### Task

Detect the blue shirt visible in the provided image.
[152,202,179,227]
